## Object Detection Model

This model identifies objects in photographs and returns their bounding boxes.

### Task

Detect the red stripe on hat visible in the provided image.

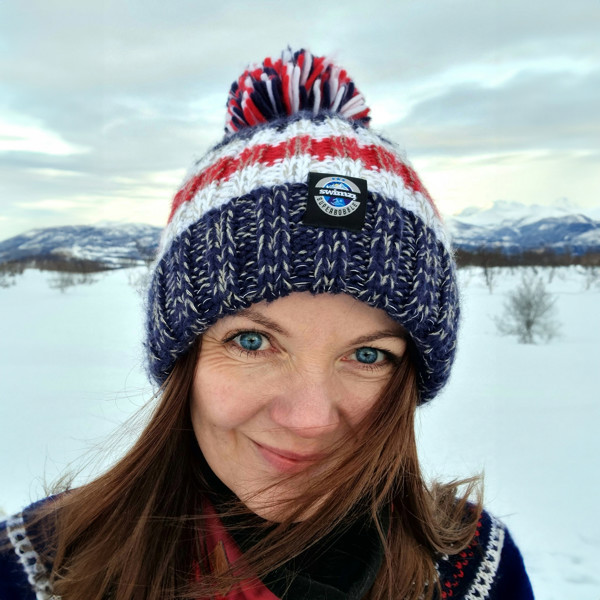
[168,136,436,222]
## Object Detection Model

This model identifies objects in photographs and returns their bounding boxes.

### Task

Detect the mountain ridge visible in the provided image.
[0,223,161,268]
[1,202,599,269]
[446,200,600,255]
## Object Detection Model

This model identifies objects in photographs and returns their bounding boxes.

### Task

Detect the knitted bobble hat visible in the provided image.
[146,47,459,403]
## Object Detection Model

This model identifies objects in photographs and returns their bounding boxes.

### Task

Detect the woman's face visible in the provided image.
[190,292,407,518]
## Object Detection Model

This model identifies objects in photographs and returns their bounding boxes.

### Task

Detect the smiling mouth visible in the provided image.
[252,441,326,472]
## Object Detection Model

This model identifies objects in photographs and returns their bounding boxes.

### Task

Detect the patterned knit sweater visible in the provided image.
[0,499,534,599]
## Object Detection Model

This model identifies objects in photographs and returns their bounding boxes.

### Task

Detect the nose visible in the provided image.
[268,369,341,438]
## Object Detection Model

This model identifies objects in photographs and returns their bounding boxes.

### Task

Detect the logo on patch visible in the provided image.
[302,171,368,232]
[314,176,362,217]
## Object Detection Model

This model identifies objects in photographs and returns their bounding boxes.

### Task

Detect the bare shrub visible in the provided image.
[454,248,600,268]
[47,271,99,292]
[495,271,561,344]
[126,265,152,296]
[0,272,17,288]
[0,260,26,287]
[34,257,107,273]
[583,266,600,290]
[482,265,498,293]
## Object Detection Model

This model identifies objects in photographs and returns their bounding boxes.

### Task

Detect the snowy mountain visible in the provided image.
[0,201,599,269]
[446,200,600,255]
[0,223,161,268]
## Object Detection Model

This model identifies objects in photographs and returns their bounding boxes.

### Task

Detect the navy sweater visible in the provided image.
[0,499,534,599]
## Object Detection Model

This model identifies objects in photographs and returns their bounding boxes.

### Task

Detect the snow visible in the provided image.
[577,228,600,244]
[449,198,597,227]
[1,266,599,599]
[0,223,161,265]
[417,266,600,599]
[445,202,600,253]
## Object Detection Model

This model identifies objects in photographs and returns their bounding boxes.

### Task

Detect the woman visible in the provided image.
[0,48,534,599]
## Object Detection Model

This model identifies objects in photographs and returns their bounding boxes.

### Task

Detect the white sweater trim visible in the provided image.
[6,512,57,600]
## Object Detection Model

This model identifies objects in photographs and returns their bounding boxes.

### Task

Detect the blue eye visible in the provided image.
[235,332,265,352]
[355,347,383,364]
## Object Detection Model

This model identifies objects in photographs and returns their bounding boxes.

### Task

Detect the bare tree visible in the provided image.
[482,264,498,293]
[0,272,16,288]
[47,271,99,292]
[0,260,25,288]
[126,264,153,297]
[583,266,600,291]
[495,271,560,343]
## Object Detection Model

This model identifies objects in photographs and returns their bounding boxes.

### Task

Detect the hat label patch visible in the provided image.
[302,172,368,231]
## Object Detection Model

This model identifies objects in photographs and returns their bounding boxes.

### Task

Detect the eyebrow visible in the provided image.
[236,308,290,336]
[235,308,407,346]
[348,330,407,347]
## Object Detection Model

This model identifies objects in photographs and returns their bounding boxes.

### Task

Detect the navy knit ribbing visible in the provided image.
[146,183,458,402]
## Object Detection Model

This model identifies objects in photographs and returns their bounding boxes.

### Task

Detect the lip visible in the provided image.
[252,441,325,473]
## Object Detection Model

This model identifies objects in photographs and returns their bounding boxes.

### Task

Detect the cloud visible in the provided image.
[387,68,600,157]
[17,199,93,212]
[0,118,88,155]
[3,0,598,157]
[0,0,598,240]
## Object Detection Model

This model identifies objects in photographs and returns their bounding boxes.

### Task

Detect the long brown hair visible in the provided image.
[34,339,481,600]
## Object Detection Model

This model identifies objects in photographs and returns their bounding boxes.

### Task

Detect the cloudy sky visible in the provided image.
[1,0,598,241]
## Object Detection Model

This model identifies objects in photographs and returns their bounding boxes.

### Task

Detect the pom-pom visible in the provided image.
[225,48,371,134]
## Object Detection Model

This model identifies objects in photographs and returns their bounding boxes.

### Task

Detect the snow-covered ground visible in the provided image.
[417,266,600,599]
[1,266,598,599]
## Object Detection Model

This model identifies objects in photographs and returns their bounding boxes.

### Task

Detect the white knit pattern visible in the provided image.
[162,117,450,259]
[6,513,57,600]
[190,116,400,177]
[162,159,447,258]
[464,517,506,600]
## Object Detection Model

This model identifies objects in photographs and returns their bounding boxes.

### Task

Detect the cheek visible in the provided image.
[340,375,390,422]
[342,390,381,426]
[190,362,275,432]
